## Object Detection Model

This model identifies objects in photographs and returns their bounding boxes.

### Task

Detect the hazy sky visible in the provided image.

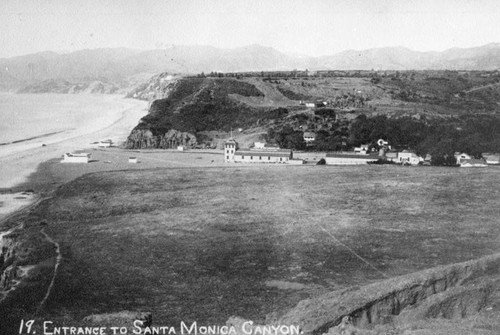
[1,0,500,58]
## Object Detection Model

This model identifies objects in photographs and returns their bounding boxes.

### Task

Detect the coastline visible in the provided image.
[0,93,148,333]
[0,94,148,222]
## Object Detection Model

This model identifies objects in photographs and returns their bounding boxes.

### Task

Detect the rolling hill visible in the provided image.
[125,71,500,160]
[3,43,500,92]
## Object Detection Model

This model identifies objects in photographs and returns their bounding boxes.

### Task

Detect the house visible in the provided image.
[354,144,369,154]
[454,153,472,165]
[397,150,422,166]
[254,142,266,149]
[460,158,487,167]
[385,152,399,162]
[97,140,112,148]
[325,152,378,165]
[61,153,90,163]
[300,101,316,108]
[303,132,316,143]
[482,153,500,165]
[224,139,292,163]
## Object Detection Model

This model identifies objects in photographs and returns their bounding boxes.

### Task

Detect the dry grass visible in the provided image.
[17,164,499,329]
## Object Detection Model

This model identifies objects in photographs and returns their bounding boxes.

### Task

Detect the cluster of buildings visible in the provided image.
[224,138,500,167]
[454,153,500,167]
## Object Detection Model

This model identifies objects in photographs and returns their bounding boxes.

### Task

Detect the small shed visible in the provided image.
[303,132,316,143]
[61,153,90,163]
[128,157,138,164]
[97,140,112,148]
[254,142,266,149]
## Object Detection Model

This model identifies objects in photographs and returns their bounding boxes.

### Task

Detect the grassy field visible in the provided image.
[23,164,500,327]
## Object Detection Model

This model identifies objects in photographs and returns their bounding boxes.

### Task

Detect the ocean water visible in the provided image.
[0,92,129,145]
[0,91,148,191]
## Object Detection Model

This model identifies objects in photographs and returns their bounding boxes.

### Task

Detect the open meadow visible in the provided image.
[16,163,500,328]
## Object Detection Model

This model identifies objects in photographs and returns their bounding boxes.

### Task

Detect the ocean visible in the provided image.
[0,92,148,188]
[0,92,135,144]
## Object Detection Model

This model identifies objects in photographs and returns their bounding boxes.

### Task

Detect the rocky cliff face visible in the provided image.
[126,129,197,149]
[0,230,17,291]
[126,72,180,101]
[0,226,57,335]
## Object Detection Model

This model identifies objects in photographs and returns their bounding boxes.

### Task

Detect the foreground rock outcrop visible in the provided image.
[0,226,57,334]
[276,253,500,334]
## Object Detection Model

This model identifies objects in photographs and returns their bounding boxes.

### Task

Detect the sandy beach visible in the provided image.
[0,94,148,221]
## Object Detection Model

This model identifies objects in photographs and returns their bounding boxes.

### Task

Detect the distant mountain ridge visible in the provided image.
[2,43,500,91]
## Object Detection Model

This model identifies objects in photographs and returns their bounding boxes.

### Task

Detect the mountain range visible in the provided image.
[2,43,500,91]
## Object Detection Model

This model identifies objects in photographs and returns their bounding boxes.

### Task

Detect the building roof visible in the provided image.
[65,153,90,157]
[303,132,316,137]
[235,149,291,157]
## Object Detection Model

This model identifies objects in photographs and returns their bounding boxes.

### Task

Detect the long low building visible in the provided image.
[325,152,379,165]
[233,149,292,163]
[224,139,292,163]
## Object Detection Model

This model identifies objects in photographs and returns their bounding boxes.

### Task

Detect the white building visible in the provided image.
[454,153,472,165]
[354,144,369,154]
[397,150,422,166]
[303,132,316,143]
[254,142,266,149]
[224,139,292,163]
[97,140,112,148]
[128,157,138,164]
[224,139,237,163]
[61,153,91,163]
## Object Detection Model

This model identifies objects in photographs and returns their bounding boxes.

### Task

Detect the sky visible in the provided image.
[1,0,500,58]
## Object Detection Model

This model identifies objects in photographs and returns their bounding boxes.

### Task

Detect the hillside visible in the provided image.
[126,71,500,158]
[3,43,500,92]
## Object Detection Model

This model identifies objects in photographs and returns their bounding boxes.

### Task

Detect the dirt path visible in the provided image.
[464,81,500,93]
[35,228,62,315]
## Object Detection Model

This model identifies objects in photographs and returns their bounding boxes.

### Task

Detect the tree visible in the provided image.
[275,127,306,150]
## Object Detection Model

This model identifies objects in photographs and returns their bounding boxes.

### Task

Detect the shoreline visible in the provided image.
[0,129,68,146]
[0,94,148,222]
